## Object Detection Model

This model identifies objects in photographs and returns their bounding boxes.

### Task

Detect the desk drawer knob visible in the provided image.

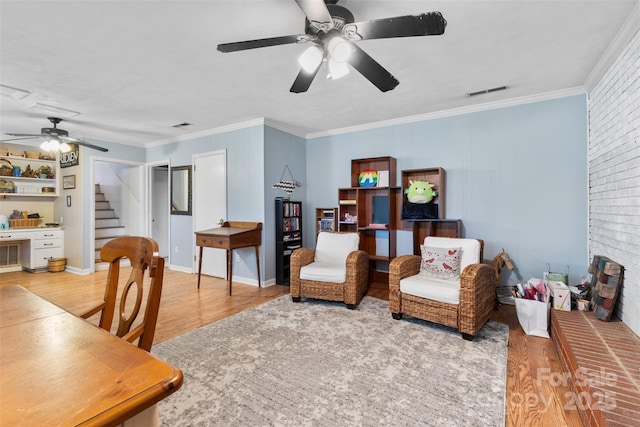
[218,240,224,245]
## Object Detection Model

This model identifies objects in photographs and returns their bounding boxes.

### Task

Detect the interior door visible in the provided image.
[193,150,227,278]
[151,165,169,258]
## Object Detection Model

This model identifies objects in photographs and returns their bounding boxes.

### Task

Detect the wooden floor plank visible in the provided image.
[1,269,584,426]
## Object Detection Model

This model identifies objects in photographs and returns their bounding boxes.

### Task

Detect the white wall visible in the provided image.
[588,27,640,335]
[95,161,145,237]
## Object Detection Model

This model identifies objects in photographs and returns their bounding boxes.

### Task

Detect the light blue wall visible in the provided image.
[87,94,588,286]
[147,125,265,280]
[263,126,306,283]
[306,95,589,285]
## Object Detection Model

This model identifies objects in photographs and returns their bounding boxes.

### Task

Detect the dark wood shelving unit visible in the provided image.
[338,157,399,288]
[315,207,337,234]
[275,198,302,285]
[400,167,462,253]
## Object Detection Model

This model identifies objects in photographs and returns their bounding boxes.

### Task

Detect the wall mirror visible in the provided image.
[171,165,192,215]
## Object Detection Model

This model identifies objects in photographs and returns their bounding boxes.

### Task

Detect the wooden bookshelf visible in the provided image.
[400,167,462,254]
[339,157,400,289]
[315,207,337,234]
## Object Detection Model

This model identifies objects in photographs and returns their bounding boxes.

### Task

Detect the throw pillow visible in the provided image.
[420,245,462,279]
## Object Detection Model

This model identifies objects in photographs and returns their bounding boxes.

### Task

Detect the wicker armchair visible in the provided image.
[389,237,496,340]
[290,231,369,309]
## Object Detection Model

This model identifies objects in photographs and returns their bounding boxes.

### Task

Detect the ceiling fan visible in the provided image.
[3,117,109,152]
[217,0,446,93]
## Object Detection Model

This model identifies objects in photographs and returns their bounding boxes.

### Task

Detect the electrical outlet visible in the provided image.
[59,216,64,224]
[175,246,179,253]
[234,252,240,262]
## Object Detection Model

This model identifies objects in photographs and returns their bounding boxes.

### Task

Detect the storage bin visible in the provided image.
[48,257,66,272]
[9,219,39,228]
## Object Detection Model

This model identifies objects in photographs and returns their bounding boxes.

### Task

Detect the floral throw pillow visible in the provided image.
[420,246,462,279]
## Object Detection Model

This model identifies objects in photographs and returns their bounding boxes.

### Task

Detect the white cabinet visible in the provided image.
[0,228,64,272]
[0,143,58,197]
[30,230,64,269]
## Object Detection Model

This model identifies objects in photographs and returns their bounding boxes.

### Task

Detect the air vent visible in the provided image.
[172,122,192,128]
[29,103,80,118]
[467,86,508,97]
[0,84,30,99]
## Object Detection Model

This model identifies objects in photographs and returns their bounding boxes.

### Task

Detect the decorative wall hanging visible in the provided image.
[273,164,300,195]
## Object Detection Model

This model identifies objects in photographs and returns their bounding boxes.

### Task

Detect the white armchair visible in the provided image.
[290,232,369,309]
[389,236,496,340]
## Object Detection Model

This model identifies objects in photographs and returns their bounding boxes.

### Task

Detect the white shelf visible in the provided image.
[1,143,59,197]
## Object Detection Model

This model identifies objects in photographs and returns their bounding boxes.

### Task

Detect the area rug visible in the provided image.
[153,296,509,426]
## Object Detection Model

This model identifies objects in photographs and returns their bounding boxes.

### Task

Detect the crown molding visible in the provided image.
[145,118,265,148]
[263,119,307,138]
[584,2,640,91]
[305,87,586,140]
[144,87,587,147]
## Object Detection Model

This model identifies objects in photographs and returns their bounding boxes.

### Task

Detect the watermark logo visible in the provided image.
[509,367,617,412]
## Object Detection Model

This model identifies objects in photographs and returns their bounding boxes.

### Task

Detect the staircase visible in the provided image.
[95,183,126,266]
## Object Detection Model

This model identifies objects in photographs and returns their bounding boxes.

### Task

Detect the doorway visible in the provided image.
[149,163,170,259]
[193,150,227,278]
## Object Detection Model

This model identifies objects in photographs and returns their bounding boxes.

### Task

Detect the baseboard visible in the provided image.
[168,264,193,274]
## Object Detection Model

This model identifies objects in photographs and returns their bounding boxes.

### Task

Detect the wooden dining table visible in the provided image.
[0,285,183,426]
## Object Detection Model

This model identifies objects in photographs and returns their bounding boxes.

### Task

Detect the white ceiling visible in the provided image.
[1,0,638,148]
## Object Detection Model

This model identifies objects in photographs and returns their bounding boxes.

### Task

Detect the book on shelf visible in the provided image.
[367,223,388,229]
[319,218,335,231]
[322,210,335,217]
[377,170,389,187]
[339,199,357,205]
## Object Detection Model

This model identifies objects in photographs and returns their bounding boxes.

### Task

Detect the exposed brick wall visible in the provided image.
[588,27,640,336]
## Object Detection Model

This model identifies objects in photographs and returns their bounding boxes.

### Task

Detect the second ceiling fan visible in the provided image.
[217,0,447,93]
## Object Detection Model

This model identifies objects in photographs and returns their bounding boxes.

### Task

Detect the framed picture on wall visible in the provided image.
[63,175,76,189]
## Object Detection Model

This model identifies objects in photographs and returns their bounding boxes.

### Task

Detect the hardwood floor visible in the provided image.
[1,268,584,426]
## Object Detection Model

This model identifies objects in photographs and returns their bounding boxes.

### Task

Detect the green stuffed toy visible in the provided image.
[404,180,436,204]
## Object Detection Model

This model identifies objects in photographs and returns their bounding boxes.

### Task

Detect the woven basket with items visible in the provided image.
[0,159,13,176]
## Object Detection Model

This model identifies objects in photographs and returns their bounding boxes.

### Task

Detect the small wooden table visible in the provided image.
[195,221,262,295]
[0,285,183,427]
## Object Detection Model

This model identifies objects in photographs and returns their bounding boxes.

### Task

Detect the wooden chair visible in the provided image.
[290,231,369,309]
[80,236,164,352]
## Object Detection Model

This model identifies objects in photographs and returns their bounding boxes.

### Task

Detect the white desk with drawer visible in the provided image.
[0,227,64,272]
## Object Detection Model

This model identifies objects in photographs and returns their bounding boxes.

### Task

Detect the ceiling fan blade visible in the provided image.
[62,137,109,152]
[2,136,40,142]
[217,35,308,53]
[342,12,447,41]
[346,43,399,92]
[290,63,321,93]
[295,0,334,32]
[5,133,42,137]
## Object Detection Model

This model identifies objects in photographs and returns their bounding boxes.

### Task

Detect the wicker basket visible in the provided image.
[25,152,40,159]
[9,218,39,228]
[48,258,66,272]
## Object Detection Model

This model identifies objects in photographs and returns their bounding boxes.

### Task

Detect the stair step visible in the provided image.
[96,209,116,219]
[95,227,126,239]
[96,234,128,242]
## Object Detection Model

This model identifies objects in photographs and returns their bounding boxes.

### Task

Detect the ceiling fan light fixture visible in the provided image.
[328,59,350,80]
[327,36,352,63]
[59,142,72,153]
[298,45,324,73]
[40,138,57,152]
